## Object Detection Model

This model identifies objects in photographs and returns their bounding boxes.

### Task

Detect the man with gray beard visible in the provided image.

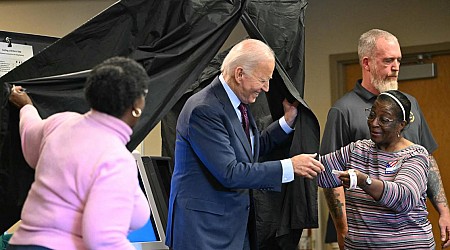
[320,29,450,249]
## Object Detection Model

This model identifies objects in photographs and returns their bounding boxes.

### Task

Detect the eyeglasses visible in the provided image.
[365,108,396,127]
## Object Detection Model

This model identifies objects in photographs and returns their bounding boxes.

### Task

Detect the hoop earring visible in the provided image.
[132,108,142,118]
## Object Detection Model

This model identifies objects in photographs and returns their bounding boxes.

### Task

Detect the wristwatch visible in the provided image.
[365,174,372,186]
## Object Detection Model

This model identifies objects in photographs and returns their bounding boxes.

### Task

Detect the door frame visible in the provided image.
[329,41,450,104]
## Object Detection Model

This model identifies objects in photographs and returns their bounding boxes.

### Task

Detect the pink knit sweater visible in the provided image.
[9,105,150,250]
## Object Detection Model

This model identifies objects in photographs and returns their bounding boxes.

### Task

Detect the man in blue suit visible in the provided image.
[165,39,324,250]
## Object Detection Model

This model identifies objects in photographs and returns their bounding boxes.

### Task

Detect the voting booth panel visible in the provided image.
[130,151,171,250]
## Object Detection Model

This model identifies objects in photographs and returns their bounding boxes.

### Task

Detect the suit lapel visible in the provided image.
[248,110,259,162]
[211,78,253,160]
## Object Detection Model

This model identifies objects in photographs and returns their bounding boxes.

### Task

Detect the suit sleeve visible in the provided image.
[258,119,291,156]
[187,105,282,191]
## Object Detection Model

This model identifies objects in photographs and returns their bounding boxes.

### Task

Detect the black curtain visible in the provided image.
[160,0,319,245]
[0,0,318,241]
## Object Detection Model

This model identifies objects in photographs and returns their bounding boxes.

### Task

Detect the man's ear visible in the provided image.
[362,57,370,71]
[235,67,244,82]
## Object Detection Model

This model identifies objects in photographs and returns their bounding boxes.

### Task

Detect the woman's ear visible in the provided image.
[399,120,408,131]
[133,95,146,109]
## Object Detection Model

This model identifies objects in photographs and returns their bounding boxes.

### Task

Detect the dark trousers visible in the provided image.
[258,229,303,250]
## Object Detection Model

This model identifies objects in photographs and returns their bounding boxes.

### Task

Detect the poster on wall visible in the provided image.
[0,41,33,77]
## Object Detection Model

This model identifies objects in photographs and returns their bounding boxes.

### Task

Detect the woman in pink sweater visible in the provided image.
[7,57,151,250]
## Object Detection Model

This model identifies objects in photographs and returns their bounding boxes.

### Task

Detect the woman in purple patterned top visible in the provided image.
[318,90,435,249]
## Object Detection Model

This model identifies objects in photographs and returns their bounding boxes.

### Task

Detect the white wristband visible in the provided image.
[348,169,357,190]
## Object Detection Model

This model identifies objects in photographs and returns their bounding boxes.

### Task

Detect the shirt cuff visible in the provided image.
[280,159,294,183]
[279,117,294,134]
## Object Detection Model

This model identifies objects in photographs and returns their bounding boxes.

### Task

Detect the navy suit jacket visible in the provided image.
[165,77,290,249]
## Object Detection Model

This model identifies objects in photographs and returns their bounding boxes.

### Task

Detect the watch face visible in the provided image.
[366,176,372,185]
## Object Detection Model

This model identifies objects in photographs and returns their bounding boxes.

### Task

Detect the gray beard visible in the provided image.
[372,77,398,93]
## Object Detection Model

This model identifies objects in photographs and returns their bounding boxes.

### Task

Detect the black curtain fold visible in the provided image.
[242,0,320,240]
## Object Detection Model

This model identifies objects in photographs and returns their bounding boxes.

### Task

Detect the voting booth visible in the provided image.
[130,152,172,250]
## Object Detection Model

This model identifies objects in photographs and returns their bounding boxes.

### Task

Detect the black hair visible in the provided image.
[85,57,149,118]
[377,90,412,125]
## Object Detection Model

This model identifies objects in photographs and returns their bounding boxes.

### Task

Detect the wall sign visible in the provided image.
[0,41,33,77]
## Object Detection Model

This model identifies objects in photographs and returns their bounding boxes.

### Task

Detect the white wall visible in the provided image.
[304,0,450,132]
[0,1,116,37]
[2,1,450,248]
